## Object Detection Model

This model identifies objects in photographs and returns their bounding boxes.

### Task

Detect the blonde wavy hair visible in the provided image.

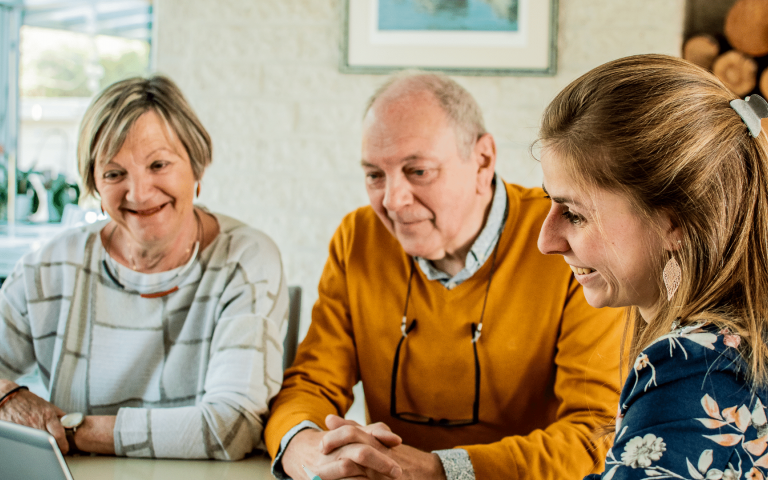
[539,54,768,388]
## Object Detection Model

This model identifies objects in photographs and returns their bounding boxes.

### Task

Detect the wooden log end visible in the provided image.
[759,68,768,98]
[724,0,768,57]
[713,50,758,96]
[683,35,720,70]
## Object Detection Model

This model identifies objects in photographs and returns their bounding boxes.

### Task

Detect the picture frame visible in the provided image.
[340,0,558,76]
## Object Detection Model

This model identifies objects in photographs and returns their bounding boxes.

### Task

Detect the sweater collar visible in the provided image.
[415,173,508,289]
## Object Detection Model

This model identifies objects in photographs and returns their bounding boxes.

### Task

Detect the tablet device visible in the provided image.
[0,419,74,480]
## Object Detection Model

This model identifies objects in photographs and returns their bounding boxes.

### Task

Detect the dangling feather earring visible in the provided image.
[663,257,681,301]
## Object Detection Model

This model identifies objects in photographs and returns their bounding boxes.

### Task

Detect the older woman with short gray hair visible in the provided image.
[0,75,288,460]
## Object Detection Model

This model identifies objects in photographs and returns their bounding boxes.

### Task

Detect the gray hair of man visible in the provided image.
[363,70,488,159]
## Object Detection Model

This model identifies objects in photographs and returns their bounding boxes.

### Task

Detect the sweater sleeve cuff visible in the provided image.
[433,448,475,480]
[271,420,322,479]
[114,407,153,457]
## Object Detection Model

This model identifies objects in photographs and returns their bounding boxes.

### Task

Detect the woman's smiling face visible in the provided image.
[94,110,197,247]
[536,147,674,320]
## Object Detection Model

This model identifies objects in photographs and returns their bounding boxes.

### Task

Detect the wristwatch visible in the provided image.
[60,412,85,455]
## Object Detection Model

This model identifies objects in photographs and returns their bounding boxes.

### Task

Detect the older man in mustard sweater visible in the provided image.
[265,72,623,480]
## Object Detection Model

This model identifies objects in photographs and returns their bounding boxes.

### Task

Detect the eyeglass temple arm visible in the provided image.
[391,319,417,417]
[471,322,481,422]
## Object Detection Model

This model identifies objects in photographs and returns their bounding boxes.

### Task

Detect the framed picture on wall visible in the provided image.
[341,0,558,76]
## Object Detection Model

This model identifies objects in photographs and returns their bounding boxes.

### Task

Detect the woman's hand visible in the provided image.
[0,381,68,453]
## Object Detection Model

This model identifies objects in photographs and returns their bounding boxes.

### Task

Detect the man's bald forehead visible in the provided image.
[367,77,439,113]
[364,87,445,125]
[363,71,487,158]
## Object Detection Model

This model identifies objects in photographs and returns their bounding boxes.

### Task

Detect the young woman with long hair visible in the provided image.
[538,54,768,479]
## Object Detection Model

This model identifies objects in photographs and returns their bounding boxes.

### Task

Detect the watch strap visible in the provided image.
[64,424,84,455]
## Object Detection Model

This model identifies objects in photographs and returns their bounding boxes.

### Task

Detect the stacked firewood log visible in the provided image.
[683,0,768,96]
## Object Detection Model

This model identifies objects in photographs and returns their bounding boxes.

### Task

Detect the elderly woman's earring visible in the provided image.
[196,182,201,198]
[663,257,681,301]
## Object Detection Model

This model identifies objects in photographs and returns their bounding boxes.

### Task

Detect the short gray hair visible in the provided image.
[77,74,212,197]
[364,70,487,157]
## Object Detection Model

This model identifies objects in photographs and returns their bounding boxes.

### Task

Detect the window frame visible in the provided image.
[1,0,154,227]
[1,1,23,225]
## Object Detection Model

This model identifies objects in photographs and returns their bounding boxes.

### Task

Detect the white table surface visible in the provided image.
[67,454,277,480]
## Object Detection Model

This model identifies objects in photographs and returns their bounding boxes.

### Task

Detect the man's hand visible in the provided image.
[282,415,403,480]
[322,415,403,452]
[313,415,446,480]
[0,381,68,453]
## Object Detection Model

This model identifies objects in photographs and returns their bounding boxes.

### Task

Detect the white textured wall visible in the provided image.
[154,0,686,337]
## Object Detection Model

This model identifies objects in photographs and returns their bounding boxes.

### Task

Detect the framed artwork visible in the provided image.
[341,0,558,76]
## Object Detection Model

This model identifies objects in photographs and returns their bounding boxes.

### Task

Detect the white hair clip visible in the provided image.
[730,94,768,138]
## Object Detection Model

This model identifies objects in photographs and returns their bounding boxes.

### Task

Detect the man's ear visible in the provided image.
[473,133,497,194]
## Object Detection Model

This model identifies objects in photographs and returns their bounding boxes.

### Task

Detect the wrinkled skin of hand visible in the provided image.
[282,414,403,480]
[0,380,68,453]
[284,414,446,480]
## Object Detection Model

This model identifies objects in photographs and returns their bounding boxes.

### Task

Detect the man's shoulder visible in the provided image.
[502,181,549,210]
[329,206,403,269]
[336,205,394,244]
[339,205,386,230]
[498,181,553,241]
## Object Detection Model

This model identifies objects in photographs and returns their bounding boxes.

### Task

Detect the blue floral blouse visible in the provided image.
[585,324,768,480]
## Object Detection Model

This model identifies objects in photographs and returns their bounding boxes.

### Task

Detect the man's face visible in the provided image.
[361,92,491,261]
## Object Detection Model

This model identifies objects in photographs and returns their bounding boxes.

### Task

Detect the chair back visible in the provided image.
[284,286,302,371]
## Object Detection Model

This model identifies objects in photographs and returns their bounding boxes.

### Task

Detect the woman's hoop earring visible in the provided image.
[196,182,201,198]
[663,257,681,301]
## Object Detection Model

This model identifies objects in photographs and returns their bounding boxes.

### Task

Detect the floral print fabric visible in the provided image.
[585,324,768,480]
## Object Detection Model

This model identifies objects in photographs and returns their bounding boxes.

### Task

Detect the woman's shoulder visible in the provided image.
[618,324,751,438]
[206,211,282,266]
[606,324,768,480]
[20,220,105,266]
[632,324,746,390]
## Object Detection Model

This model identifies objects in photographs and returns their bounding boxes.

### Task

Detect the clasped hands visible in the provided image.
[283,414,446,480]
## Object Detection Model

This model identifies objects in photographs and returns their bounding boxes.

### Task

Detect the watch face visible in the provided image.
[60,412,84,429]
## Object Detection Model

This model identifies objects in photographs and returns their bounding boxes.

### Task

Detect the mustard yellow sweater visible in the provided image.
[265,182,623,479]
